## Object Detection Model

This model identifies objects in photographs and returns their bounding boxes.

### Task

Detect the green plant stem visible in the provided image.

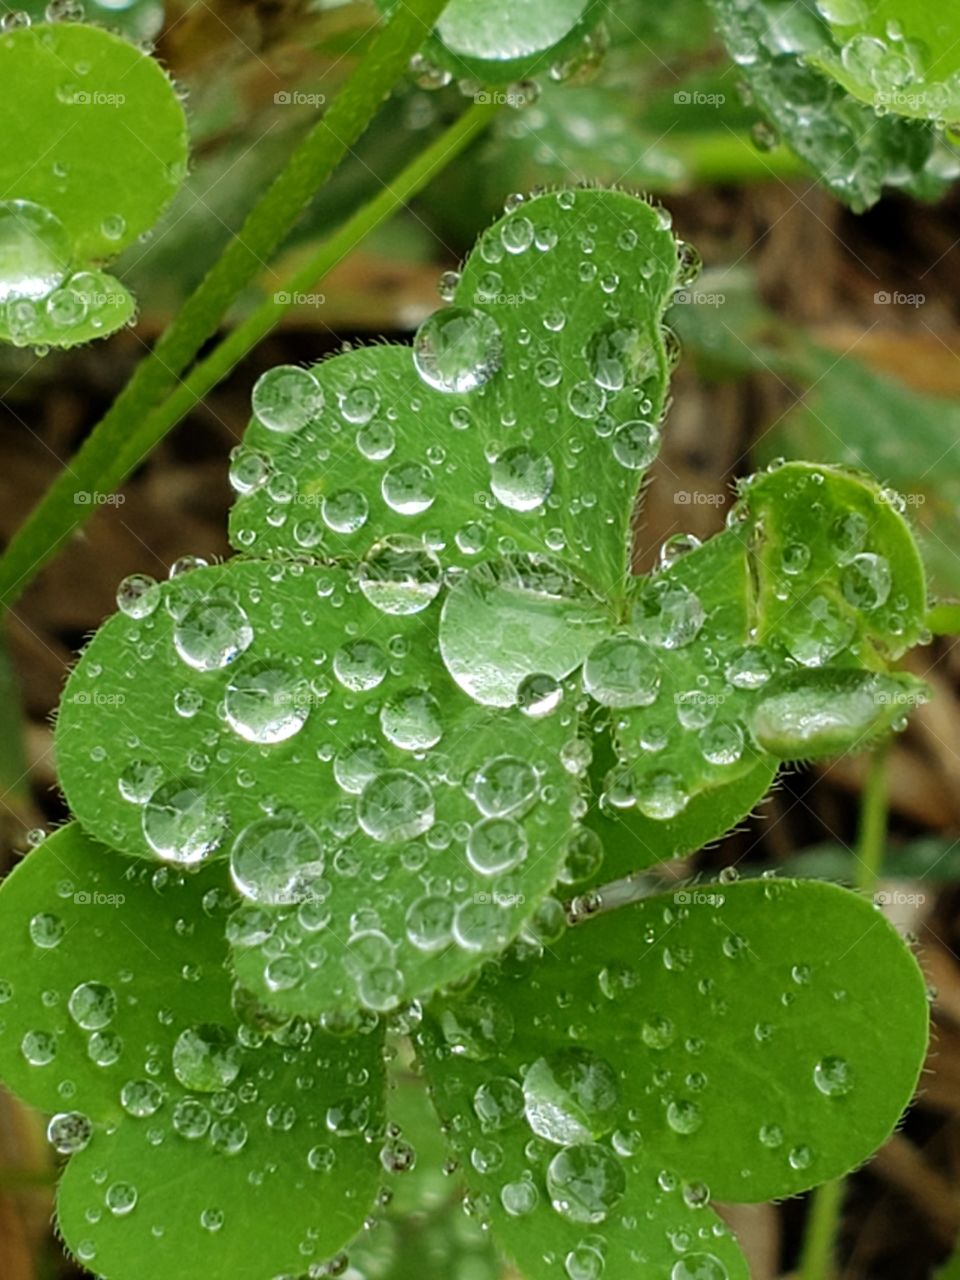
[0,0,450,609]
[798,743,889,1280]
[112,100,498,484]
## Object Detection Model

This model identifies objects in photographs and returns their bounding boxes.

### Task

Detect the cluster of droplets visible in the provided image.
[230,188,675,566]
[711,0,960,210]
[0,199,128,348]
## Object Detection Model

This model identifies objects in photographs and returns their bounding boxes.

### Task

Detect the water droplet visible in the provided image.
[171,1024,241,1092]
[116,573,159,619]
[380,688,443,751]
[583,635,660,707]
[173,597,253,672]
[358,537,442,615]
[813,1055,853,1098]
[230,817,324,905]
[142,782,225,865]
[251,365,323,433]
[523,1049,620,1145]
[546,1143,625,1223]
[358,769,435,843]
[470,755,538,817]
[47,1110,93,1153]
[224,662,310,743]
[68,982,116,1031]
[490,446,554,511]
[105,1181,138,1216]
[467,817,528,874]
[0,200,70,303]
[632,581,705,649]
[413,307,502,393]
[29,912,64,949]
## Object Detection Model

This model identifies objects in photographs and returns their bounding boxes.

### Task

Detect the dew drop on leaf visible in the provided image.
[251,365,324,433]
[0,199,71,302]
[545,1142,625,1223]
[171,1023,241,1092]
[413,306,502,393]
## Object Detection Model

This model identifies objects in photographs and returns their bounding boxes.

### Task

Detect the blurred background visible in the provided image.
[1,0,960,1276]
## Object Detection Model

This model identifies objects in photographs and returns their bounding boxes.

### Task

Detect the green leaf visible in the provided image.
[0,22,187,260]
[0,20,186,347]
[0,825,385,1280]
[418,879,927,1276]
[4,2,163,40]
[706,0,956,210]
[575,462,927,878]
[0,267,136,349]
[377,0,604,84]
[809,1,960,125]
[228,187,681,601]
[740,461,927,661]
[56,559,579,1016]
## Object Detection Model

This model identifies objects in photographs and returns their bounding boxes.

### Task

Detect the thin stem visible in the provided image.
[798,1176,845,1280]
[798,743,890,1280]
[113,100,498,483]
[0,0,450,609]
[854,740,890,894]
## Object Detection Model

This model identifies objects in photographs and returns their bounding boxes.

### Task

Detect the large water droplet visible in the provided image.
[523,1049,620,1145]
[251,365,324,433]
[490,446,554,512]
[358,769,435,843]
[171,1024,241,1092]
[546,1143,625,1224]
[358,537,442,615]
[141,782,226,865]
[413,307,502,393]
[230,816,324,905]
[224,662,310,743]
[173,597,253,672]
[0,199,70,303]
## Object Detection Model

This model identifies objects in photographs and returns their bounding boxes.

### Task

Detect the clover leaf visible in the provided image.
[0,825,384,1280]
[418,878,929,1278]
[228,187,681,603]
[55,558,580,1017]
[0,20,187,347]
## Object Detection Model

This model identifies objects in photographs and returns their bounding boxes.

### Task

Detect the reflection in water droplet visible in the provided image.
[413,307,502,393]
[546,1142,625,1223]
